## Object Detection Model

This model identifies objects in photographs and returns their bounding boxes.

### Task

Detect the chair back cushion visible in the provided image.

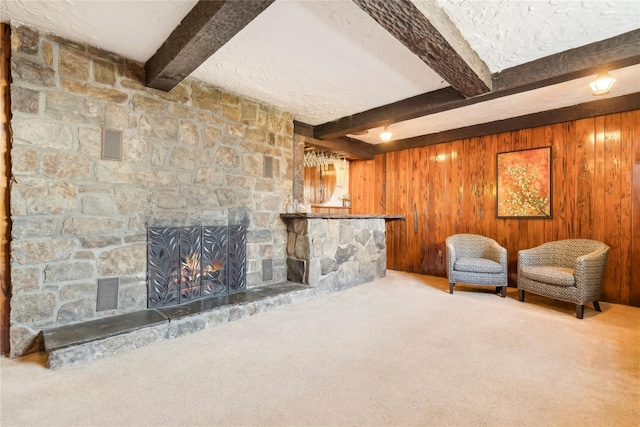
[447,234,501,259]
[552,239,608,268]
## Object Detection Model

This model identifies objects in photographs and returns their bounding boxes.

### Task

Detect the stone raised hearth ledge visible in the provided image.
[44,281,331,369]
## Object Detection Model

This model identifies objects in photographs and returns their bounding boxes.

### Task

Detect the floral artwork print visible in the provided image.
[496,147,552,218]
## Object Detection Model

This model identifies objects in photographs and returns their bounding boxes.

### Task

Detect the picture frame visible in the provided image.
[496,146,552,219]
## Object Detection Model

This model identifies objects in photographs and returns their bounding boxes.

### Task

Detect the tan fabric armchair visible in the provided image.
[445,234,508,297]
[517,239,609,319]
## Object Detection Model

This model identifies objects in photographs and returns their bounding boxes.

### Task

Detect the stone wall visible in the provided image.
[8,25,294,357]
[285,217,386,289]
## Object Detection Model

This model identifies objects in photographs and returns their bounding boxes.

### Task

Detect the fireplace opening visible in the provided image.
[147,225,246,308]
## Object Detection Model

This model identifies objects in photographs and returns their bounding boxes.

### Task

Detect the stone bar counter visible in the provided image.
[280,213,405,289]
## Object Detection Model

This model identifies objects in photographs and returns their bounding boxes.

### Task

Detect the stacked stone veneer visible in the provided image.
[8,25,294,357]
[285,217,387,288]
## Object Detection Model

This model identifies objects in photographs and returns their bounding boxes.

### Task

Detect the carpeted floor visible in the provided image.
[1,271,639,427]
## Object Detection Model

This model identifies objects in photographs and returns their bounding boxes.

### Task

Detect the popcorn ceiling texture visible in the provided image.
[9,25,294,358]
[190,0,449,125]
[437,0,640,72]
[0,0,197,62]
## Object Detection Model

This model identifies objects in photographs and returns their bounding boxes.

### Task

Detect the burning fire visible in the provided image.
[205,259,224,274]
[181,254,225,291]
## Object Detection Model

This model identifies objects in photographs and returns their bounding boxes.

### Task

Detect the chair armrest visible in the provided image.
[445,240,456,275]
[575,248,609,292]
[486,241,507,268]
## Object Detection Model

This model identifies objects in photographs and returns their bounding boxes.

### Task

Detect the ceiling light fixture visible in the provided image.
[589,71,616,96]
[380,126,392,142]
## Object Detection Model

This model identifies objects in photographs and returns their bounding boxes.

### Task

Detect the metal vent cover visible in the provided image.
[262,258,273,281]
[102,128,123,161]
[263,155,273,178]
[96,277,119,311]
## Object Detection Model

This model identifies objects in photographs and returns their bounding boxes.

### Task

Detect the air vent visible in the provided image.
[262,258,273,281]
[263,155,273,178]
[102,128,123,161]
[96,277,119,311]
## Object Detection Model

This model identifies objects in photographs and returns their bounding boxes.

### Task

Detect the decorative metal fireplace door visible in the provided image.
[147,225,246,308]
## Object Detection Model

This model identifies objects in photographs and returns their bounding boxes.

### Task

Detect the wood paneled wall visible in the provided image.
[350,110,640,306]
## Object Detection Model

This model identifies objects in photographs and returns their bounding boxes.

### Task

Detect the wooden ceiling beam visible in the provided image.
[494,29,640,92]
[373,93,640,154]
[352,0,492,98]
[145,0,274,91]
[304,136,375,161]
[314,29,640,140]
[295,122,374,160]
[314,87,464,140]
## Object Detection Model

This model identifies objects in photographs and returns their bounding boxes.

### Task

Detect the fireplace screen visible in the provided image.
[147,225,246,308]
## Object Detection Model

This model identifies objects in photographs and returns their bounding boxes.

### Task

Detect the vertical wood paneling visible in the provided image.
[619,112,633,304]
[385,152,398,269]
[603,114,622,302]
[550,123,568,242]
[631,111,640,307]
[375,154,386,214]
[417,146,429,274]
[350,109,640,306]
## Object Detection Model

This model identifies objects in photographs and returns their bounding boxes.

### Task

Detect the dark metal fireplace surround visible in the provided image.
[147,225,246,308]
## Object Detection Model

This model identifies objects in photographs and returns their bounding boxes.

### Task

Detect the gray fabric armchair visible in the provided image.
[517,239,609,319]
[445,234,508,297]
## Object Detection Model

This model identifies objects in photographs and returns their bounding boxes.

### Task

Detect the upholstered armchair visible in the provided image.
[517,239,609,319]
[445,234,508,297]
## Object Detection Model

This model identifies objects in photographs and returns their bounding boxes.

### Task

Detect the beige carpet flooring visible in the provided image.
[1,271,639,427]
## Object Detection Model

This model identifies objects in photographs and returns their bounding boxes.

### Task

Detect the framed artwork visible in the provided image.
[496,146,552,219]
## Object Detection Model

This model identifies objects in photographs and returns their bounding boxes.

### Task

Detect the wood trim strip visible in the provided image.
[0,23,11,355]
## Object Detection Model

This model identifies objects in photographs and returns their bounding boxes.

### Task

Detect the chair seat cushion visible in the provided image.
[521,266,575,287]
[454,257,503,274]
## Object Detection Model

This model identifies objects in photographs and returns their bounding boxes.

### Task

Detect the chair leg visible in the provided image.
[500,286,506,298]
[518,289,525,302]
[593,301,602,312]
[576,304,584,319]
[449,282,454,294]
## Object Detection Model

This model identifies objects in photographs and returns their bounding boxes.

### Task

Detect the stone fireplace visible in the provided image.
[147,225,246,307]
[8,25,293,358]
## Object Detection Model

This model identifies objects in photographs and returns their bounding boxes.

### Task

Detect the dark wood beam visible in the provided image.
[145,0,274,91]
[494,29,640,92]
[314,30,640,140]
[293,121,314,138]
[373,92,640,154]
[295,121,374,160]
[314,88,464,140]
[352,0,491,98]
[304,136,375,161]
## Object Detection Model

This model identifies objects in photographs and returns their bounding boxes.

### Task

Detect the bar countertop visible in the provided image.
[280,213,405,221]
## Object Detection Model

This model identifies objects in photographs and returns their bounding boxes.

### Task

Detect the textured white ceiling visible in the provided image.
[191,0,449,125]
[437,0,640,72]
[1,0,639,142]
[0,0,197,62]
